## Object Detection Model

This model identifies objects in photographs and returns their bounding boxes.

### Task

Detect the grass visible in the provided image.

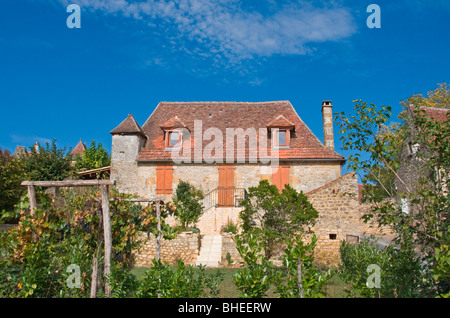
[130,266,349,298]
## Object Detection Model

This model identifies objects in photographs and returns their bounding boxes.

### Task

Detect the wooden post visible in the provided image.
[90,257,98,298]
[27,185,37,215]
[156,200,161,261]
[101,184,112,297]
[298,257,304,298]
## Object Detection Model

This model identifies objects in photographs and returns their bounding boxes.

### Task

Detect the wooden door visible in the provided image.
[218,165,235,206]
[272,164,289,193]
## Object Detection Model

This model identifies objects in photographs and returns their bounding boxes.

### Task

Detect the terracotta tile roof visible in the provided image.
[266,114,295,128]
[71,139,87,156]
[133,101,345,163]
[110,114,146,137]
[160,116,187,129]
[419,106,449,123]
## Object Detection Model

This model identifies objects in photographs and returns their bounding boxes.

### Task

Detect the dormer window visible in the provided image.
[165,130,182,149]
[160,116,188,150]
[272,128,290,148]
[266,115,294,149]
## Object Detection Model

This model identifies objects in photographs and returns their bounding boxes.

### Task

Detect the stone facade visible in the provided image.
[306,172,362,268]
[134,232,200,266]
[112,162,341,199]
[111,161,342,235]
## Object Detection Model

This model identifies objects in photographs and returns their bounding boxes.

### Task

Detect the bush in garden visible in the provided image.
[239,180,318,259]
[339,238,422,298]
[172,180,204,231]
[232,232,274,298]
[274,234,331,298]
[135,259,224,298]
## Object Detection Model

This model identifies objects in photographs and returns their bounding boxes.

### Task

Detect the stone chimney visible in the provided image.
[321,100,334,150]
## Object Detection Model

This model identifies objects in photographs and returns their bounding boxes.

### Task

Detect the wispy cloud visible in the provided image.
[10,135,52,147]
[59,0,356,65]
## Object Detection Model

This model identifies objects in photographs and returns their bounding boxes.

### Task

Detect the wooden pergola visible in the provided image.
[21,179,165,298]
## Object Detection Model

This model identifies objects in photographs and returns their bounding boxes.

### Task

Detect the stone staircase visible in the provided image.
[195,235,222,268]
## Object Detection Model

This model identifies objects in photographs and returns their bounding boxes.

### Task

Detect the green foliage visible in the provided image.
[21,139,75,181]
[335,93,450,297]
[173,180,204,230]
[220,219,238,234]
[401,82,450,109]
[0,186,176,298]
[0,149,26,217]
[239,180,318,258]
[108,265,139,298]
[340,238,422,298]
[135,259,224,298]
[233,232,274,298]
[75,140,111,172]
[274,234,331,298]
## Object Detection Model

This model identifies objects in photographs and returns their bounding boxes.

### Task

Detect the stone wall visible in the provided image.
[220,233,244,266]
[134,232,200,266]
[112,161,341,205]
[306,171,362,268]
[196,206,242,235]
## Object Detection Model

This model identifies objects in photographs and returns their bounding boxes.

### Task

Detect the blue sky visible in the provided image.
[0,0,449,174]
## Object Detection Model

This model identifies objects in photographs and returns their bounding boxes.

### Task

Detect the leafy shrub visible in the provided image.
[173,180,204,230]
[274,234,331,298]
[221,220,238,234]
[135,259,224,298]
[239,180,318,259]
[233,232,274,298]
[340,238,422,298]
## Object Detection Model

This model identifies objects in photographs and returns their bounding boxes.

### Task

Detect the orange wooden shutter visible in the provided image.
[156,164,173,194]
[164,165,173,194]
[272,165,289,192]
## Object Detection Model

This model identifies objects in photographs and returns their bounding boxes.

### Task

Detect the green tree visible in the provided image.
[21,139,74,181]
[75,140,111,171]
[401,82,450,110]
[0,149,26,216]
[335,97,450,297]
[274,234,331,298]
[239,180,318,259]
[172,180,204,230]
[233,232,274,298]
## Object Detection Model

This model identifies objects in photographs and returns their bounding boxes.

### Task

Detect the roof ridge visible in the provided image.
[419,105,449,112]
[305,171,357,196]
[158,100,291,105]
[110,114,145,136]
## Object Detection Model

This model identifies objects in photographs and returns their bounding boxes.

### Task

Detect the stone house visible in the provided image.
[110,100,365,267]
[396,105,449,213]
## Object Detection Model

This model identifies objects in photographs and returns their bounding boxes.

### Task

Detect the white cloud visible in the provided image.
[59,0,356,62]
[10,135,52,147]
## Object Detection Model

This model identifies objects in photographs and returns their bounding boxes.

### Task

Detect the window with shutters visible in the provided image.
[272,165,289,192]
[156,164,173,194]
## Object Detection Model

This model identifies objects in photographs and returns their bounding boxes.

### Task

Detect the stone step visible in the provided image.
[196,235,222,268]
